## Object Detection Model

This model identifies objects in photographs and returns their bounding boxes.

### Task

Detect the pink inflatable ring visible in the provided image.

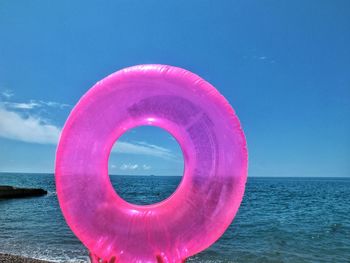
[55,64,248,263]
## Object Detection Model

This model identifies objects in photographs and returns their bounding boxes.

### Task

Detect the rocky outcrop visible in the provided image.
[0,185,47,199]
[0,253,53,263]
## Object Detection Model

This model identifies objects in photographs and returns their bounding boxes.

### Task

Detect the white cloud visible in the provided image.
[112,141,176,160]
[142,164,151,170]
[0,99,175,160]
[0,106,61,144]
[120,163,139,170]
[38,100,70,109]
[2,100,70,110]
[119,163,152,171]
[3,101,40,110]
[137,141,172,153]
[250,55,276,64]
[1,90,14,99]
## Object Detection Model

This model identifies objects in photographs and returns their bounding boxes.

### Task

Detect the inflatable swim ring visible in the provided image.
[55,64,248,263]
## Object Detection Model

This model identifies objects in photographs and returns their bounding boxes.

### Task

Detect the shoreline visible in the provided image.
[0,253,53,263]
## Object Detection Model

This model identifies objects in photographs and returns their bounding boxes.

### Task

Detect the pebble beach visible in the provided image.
[0,253,52,263]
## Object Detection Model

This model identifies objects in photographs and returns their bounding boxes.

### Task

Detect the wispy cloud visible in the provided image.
[0,93,68,144]
[3,101,40,110]
[2,100,70,110]
[0,95,175,160]
[119,163,151,171]
[256,56,276,63]
[120,163,139,170]
[0,106,61,144]
[0,90,71,110]
[37,100,70,109]
[1,90,14,99]
[112,141,176,160]
[142,164,151,170]
[243,54,276,64]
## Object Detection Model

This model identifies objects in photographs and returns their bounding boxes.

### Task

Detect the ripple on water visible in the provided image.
[0,174,349,262]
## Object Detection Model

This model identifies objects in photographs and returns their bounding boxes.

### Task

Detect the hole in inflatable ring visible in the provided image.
[108,125,185,205]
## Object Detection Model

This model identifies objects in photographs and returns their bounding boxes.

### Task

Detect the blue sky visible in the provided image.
[0,0,349,177]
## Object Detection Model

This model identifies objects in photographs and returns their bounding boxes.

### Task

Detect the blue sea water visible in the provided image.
[0,173,349,262]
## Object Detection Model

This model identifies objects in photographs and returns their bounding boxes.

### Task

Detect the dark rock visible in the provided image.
[0,185,47,199]
[0,253,53,263]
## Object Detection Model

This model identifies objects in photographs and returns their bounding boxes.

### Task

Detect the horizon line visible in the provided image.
[0,171,349,178]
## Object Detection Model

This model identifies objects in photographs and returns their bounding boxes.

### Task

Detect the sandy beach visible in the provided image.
[0,253,53,263]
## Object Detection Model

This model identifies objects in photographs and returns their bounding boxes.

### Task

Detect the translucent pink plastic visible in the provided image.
[55,64,248,263]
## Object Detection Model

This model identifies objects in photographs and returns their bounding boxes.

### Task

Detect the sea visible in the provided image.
[0,173,349,263]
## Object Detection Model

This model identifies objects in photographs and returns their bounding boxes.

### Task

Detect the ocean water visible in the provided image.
[0,173,349,263]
